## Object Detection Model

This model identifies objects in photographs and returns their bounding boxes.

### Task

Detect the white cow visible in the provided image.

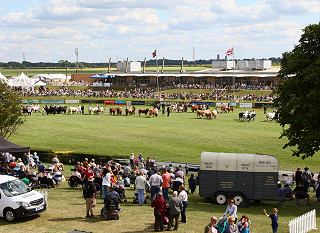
[266,112,275,121]
[88,106,105,115]
[68,107,79,114]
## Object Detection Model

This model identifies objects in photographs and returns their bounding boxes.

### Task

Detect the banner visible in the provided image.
[114,100,125,105]
[65,100,79,104]
[131,101,145,105]
[20,100,39,104]
[190,102,215,106]
[82,100,104,104]
[104,100,115,105]
[254,103,279,108]
[229,102,237,107]
[239,103,253,108]
[41,100,64,104]
[216,102,229,107]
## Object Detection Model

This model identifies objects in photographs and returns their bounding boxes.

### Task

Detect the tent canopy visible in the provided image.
[0,135,30,153]
[0,72,8,83]
[8,72,34,88]
[90,74,101,78]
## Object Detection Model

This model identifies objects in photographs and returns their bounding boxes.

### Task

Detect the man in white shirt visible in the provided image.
[149,172,163,202]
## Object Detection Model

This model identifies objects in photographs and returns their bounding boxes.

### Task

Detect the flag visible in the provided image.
[152,50,157,58]
[226,48,233,56]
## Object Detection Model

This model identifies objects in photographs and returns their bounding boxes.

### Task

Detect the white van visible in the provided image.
[0,175,47,222]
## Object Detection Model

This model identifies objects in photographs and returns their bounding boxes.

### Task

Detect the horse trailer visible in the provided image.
[199,152,279,206]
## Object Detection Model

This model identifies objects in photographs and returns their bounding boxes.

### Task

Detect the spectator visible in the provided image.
[101,168,111,199]
[204,216,219,233]
[239,222,250,233]
[237,215,251,231]
[123,163,131,177]
[130,153,134,168]
[277,183,283,198]
[294,167,302,185]
[301,167,312,192]
[162,168,171,203]
[0,161,8,175]
[283,183,293,199]
[149,172,163,202]
[167,191,183,231]
[294,182,311,205]
[224,199,238,224]
[53,167,62,185]
[135,171,146,206]
[188,173,197,194]
[37,161,46,171]
[178,185,188,223]
[151,192,166,232]
[225,216,239,233]
[263,208,278,233]
[84,176,97,218]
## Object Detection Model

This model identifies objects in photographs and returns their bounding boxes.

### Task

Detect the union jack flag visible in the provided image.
[226,48,233,56]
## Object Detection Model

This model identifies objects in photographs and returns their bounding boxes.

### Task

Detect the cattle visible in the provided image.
[109,108,117,115]
[31,105,41,113]
[221,105,228,113]
[149,108,157,117]
[138,108,149,116]
[117,107,122,115]
[197,110,203,118]
[68,107,79,114]
[125,106,135,116]
[191,105,198,112]
[227,107,234,113]
[266,112,275,121]
[239,113,256,121]
[89,106,105,115]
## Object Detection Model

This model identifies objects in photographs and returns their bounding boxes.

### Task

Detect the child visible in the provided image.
[240,222,250,233]
[264,208,278,233]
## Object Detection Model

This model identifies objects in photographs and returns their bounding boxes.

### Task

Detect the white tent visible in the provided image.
[9,72,34,88]
[0,72,8,83]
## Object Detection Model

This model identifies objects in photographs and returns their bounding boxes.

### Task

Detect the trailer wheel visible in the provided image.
[214,192,227,205]
[233,193,247,207]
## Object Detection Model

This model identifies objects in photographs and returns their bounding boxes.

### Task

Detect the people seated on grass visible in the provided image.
[9,158,16,170]
[0,161,8,175]
[283,183,294,200]
[71,168,81,178]
[53,167,63,186]
[16,158,24,168]
[33,152,39,165]
[294,182,311,205]
[52,155,64,171]
[277,183,283,198]
[37,161,46,171]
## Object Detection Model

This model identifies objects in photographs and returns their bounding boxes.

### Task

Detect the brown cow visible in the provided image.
[125,106,136,116]
[228,107,234,113]
[191,105,198,112]
[149,108,157,117]
[117,107,122,115]
[197,110,203,118]
[110,108,117,115]
[139,108,149,116]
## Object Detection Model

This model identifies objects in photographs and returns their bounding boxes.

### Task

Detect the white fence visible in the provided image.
[289,209,317,233]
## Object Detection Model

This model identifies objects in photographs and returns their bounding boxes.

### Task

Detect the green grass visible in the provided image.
[0,165,319,233]
[10,106,320,171]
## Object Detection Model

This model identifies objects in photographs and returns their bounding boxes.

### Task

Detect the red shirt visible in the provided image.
[162,172,171,188]
[151,196,166,215]
[84,169,94,178]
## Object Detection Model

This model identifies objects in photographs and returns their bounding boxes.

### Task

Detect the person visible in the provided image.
[188,173,197,194]
[161,168,171,203]
[224,199,238,224]
[52,167,62,185]
[237,215,251,231]
[135,171,146,206]
[123,163,131,177]
[225,216,239,233]
[162,102,165,116]
[178,185,188,223]
[277,183,283,198]
[106,184,121,206]
[0,161,8,175]
[293,182,311,205]
[130,153,134,168]
[84,176,97,218]
[204,216,219,233]
[167,106,170,117]
[301,166,312,192]
[37,161,46,171]
[151,192,166,232]
[175,167,185,183]
[263,208,278,233]
[101,168,111,199]
[149,172,163,202]
[239,222,250,233]
[283,183,293,199]
[167,191,183,231]
[294,167,302,185]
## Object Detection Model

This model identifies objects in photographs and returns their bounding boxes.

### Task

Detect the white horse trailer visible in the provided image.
[199,152,279,206]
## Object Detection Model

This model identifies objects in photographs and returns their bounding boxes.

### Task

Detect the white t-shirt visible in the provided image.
[102,173,111,186]
[179,190,188,202]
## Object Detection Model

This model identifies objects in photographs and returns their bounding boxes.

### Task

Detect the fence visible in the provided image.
[289,209,317,233]
[38,190,50,206]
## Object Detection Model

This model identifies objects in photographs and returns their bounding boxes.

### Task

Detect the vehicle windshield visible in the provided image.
[0,179,29,197]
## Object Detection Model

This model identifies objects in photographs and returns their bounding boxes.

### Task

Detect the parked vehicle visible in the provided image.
[199,152,279,206]
[0,175,47,222]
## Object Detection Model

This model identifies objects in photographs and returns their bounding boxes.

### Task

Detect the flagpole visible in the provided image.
[232,45,235,99]
[156,48,159,97]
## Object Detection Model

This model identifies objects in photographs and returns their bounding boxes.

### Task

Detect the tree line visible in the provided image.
[0,57,281,68]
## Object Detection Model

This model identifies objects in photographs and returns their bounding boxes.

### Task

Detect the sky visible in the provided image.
[0,0,319,63]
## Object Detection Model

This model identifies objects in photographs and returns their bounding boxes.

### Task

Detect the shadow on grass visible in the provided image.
[48,216,101,222]
[125,223,154,233]
[0,215,40,226]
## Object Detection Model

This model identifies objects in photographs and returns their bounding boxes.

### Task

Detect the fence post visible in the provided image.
[289,209,317,233]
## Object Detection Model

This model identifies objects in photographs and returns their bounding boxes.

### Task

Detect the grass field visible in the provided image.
[3,105,320,233]
[0,164,319,233]
[10,106,320,171]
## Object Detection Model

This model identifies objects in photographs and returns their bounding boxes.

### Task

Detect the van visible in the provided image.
[0,175,47,222]
[199,152,279,206]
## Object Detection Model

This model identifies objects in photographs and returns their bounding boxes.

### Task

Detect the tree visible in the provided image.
[0,81,25,139]
[275,22,320,159]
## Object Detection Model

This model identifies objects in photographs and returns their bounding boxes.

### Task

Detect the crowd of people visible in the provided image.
[15,83,277,102]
